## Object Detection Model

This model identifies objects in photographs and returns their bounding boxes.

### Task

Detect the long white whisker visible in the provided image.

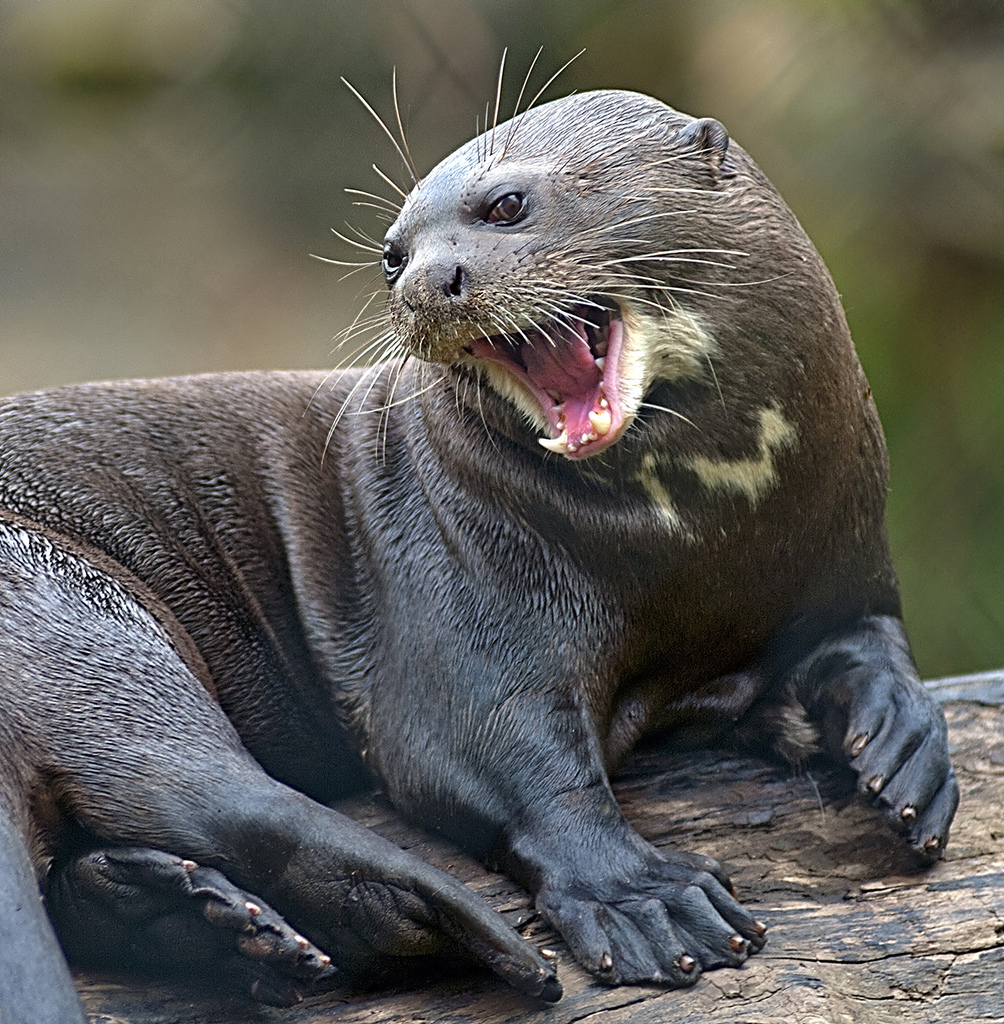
[638,402,699,429]
[372,163,409,201]
[342,77,418,187]
[489,47,507,155]
[391,67,420,185]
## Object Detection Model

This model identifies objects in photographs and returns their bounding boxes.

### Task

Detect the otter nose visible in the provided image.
[445,265,465,298]
[400,254,470,309]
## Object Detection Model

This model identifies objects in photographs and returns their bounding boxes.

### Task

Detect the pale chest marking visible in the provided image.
[685,404,798,506]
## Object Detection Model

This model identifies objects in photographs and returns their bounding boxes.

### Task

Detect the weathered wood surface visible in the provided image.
[76,692,1004,1024]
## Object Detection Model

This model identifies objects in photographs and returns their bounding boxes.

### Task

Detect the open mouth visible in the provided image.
[464,301,626,459]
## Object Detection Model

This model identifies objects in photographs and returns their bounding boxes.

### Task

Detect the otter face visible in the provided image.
[382,90,733,459]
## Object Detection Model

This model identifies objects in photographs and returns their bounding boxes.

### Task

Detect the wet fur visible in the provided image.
[0,90,959,1021]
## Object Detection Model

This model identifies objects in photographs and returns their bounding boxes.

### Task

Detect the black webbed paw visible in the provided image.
[536,848,765,987]
[837,674,958,862]
[46,847,337,1006]
[805,615,960,862]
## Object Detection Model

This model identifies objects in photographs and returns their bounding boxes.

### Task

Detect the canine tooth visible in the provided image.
[589,408,612,436]
[539,432,571,454]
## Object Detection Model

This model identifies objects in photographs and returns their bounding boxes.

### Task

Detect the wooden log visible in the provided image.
[74,693,1004,1023]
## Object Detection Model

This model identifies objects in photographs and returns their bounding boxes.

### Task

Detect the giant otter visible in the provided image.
[0,90,957,1022]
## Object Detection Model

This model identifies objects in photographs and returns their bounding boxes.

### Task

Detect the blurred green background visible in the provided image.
[1,0,1001,676]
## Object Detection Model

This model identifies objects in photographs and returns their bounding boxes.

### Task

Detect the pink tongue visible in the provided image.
[467,319,618,457]
[520,324,602,439]
[521,323,600,397]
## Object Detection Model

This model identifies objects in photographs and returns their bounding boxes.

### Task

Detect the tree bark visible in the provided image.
[76,687,1004,1024]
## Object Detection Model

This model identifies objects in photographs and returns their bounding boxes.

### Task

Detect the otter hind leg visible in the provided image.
[764,613,959,860]
[0,522,558,1003]
[46,847,336,1006]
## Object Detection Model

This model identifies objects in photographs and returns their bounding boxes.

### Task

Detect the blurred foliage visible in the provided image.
[0,0,1001,675]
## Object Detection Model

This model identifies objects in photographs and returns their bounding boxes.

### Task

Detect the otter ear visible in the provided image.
[676,117,730,177]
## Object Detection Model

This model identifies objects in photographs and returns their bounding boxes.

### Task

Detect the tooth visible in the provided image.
[595,357,606,372]
[594,340,608,357]
[539,431,570,454]
[599,396,609,409]
[545,389,563,402]
[589,408,612,436]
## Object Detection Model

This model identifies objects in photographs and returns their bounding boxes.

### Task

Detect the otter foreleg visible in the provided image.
[376,682,767,988]
[511,793,767,986]
[774,613,959,859]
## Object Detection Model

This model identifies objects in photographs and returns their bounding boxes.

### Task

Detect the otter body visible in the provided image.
[0,91,957,1022]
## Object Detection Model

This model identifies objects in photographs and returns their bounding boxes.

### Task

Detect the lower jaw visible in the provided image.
[452,362,633,461]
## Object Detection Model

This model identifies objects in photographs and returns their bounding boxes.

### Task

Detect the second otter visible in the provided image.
[0,90,957,1021]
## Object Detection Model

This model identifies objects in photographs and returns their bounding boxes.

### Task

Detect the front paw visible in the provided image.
[786,615,960,862]
[536,850,765,987]
[838,673,958,862]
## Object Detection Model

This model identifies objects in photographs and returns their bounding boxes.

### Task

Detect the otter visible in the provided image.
[0,90,957,1023]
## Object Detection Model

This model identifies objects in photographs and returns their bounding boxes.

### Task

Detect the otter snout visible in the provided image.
[385,243,484,360]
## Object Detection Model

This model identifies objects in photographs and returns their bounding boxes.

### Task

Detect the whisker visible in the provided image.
[344,187,401,213]
[705,353,726,414]
[524,49,585,114]
[348,367,445,416]
[638,402,699,430]
[330,227,382,254]
[513,47,543,119]
[372,163,409,201]
[323,360,386,462]
[391,67,420,185]
[377,354,412,463]
[342,77,418,188]
[489,47,507,156]
[475,373,502,455]
[310,254,380,269]
[344,223,385,249]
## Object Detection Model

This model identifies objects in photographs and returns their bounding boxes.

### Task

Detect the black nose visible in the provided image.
[445,265,465,298]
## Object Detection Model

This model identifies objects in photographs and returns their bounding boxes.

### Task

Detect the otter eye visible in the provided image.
[485,192,526,225]
[382,242,406,284]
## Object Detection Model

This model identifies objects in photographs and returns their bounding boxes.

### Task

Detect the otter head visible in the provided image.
[381,90,749,459]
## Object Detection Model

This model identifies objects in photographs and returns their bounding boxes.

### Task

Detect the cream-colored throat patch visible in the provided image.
[685,405,798,505]
[636,451,684,532]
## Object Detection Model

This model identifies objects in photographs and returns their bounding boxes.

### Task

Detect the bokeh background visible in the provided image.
[1,0,1002,677]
